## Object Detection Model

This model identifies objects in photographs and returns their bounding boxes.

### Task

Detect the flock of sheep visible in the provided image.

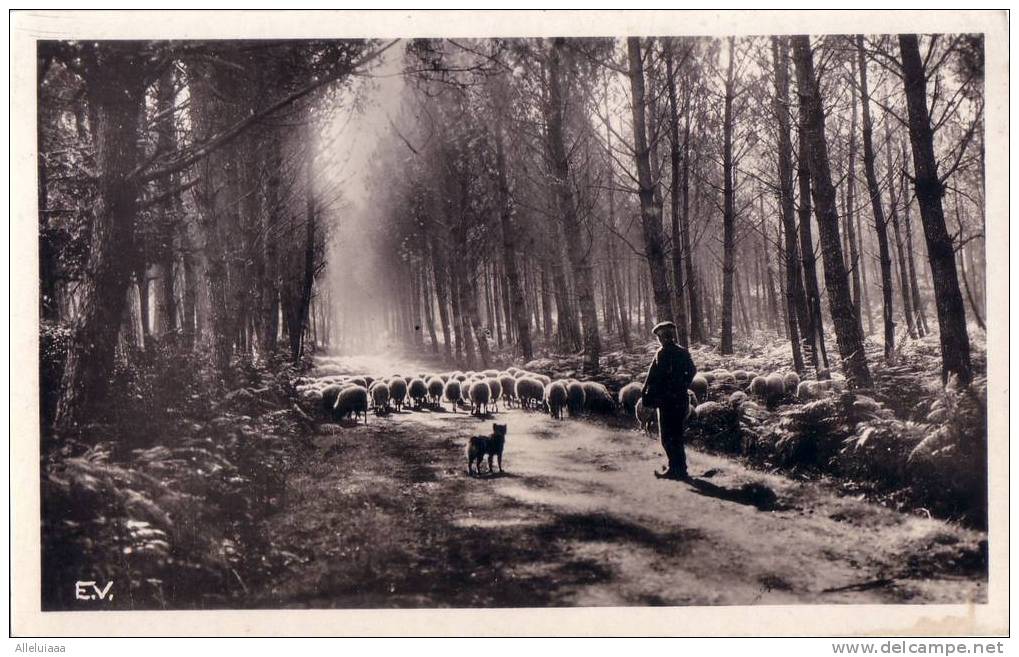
[295,361,844,430]
[295,367,618,424]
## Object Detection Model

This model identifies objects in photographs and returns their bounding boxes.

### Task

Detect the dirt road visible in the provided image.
[253,355,986,608]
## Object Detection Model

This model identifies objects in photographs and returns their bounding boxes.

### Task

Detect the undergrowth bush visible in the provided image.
[681,369,987,526]
[836,418,927,483]
[906,376,987,527]
[42,442,230,609]
[687,401,742,453]
[98,343,220,454]
[41,344,313,609]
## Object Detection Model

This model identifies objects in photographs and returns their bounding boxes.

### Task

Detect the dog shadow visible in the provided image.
[685,477,783,511]
[467,470,515,480]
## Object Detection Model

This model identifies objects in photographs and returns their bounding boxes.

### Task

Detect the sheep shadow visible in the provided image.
[684,477,784,511]
[408,405,435,413]
[428,405,462,414]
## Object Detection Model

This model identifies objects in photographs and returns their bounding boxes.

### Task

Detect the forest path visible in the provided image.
[254,355,986,608]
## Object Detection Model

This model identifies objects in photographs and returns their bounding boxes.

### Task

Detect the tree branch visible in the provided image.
[134,39,399,184]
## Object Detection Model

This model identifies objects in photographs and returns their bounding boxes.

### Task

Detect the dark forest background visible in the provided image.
[36,35,988,609]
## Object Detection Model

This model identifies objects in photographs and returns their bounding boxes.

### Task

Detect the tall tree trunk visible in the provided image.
[308,298,317,351]
[599,265,611,334]
[798,123,829,374]
[956,235,985,331]
[463,268,491,369]
[448,270,462,360]
[635,269,644,334]
[136,266,151,349]
[459,281,476,367]
[482,261,494,340]
[605,235,631,349]
[751,250,762,326]
[735,268,752,338]
[968,238,984,318]
[951,195,984,331]
[757,194,779,332]
[645,46,667,232]
[542,181,580,351]
[494,105,533,360]
[898,34,972,385]
[547,38,600,370]
[703,271,715,335]
[421,260,439,353]
[719,36,738,355]
[626,37,674,325]
[181,230,199,349]
[857,35,897,361]
[644,273,655,332]
[771,36,806,372]
[619,253,627,330]
[492,263,504,348]
[121,283,143,352]
[152,66,178,339]
[793,35,872,387]
[428,237,453,360]
[259,133,282,353]
[763,241,779,332]
[412,265,425,346]
[536,261,551,343]
[190,63,241,373]
[902,139,929,336]
[601,76,633,350]
[858,207,875,335]
[681,86,704,344]
[55,46,147,434]
[549,241,578,349]
[664,43,689,346]
[846,62,863,327]
[888,136,917,340]
[292,173,317,363]
[282,292,300,363]
[775,219,790,340]
[448,258,465,362]
[501,258,515,344]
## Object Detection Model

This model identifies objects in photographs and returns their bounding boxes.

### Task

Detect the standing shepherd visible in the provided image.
[641,321,698,480]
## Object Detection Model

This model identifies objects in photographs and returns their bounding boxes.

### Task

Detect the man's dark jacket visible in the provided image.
[641,342,697,409]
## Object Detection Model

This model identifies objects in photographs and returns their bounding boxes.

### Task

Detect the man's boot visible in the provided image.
[673,440,689,479]
[654,440,684,480]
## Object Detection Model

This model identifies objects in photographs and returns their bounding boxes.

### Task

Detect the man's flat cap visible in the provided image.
[652,321,677,335]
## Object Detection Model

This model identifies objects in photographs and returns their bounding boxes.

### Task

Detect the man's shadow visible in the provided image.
[684,476,784,511]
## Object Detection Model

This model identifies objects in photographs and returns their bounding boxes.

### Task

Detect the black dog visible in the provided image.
[466,423,507,476]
